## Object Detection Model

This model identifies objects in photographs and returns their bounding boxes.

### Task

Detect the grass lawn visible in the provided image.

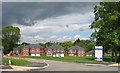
[26,56,113,63]
[2,57,33,66]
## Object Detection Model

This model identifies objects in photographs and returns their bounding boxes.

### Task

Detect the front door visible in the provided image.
[29,48,31,56]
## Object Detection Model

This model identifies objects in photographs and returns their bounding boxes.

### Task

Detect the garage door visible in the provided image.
[60,53,64,57]
[53,54,56,57]
[31,54,35,56]
[36,54,40,56]
[56,53,60,57]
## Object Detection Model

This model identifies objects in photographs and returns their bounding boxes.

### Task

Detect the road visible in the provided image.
[24,58,118,71]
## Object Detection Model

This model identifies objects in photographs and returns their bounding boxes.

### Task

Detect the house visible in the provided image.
[68,46,85,56]
[46,45,64,57]
[86,50,94,56]
[13,48,19,55]
[22,44,44,56]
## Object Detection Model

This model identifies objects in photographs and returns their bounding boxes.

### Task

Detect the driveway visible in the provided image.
[24,58,118,71]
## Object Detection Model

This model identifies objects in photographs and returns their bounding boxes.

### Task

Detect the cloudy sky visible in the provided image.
[2,2,98,44]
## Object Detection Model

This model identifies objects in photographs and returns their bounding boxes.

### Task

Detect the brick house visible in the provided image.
[22,44,44,56]
[68,46,85,56]
[46,45,64,57]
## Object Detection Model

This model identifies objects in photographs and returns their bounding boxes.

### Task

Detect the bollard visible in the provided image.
[9,60,11,65]
[44,60,46,64]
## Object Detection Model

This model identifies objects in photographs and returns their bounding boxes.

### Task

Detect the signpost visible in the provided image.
[95,46,103,62]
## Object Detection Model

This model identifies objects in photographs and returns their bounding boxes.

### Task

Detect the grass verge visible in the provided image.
[2,57,33,66]
[26,56,114,64]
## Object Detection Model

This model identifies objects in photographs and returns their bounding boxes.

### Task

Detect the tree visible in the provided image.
[45,42,53,47]
[80,40,96,52]
[39,43,44,46]
[73,38,86,50]
[86,42,96,52]
[90,2,120,62]
[17,45,24,54]
[81,40,92,45]
[60,41,73,56]
[60,41,73,47]
[21,42,30,45]
[2,26,21,54]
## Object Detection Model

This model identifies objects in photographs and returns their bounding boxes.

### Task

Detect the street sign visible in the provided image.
[95,46,103,62]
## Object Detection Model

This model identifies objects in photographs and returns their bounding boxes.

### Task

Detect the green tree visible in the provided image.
[90,2,120,62]
[21,42,30,45]
[73,38,86,50]
[80,40,95,52]
[81,40,92,45]
[45,42,53,47]
[39,43,45,47]
[86,42,96,52]
[60,41,73,56]
[2,26,21,54]
[17,45,24,54]
[43,42,52,55]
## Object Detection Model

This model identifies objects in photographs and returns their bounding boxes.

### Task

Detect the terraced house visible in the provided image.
[46,45,64,57]
[68,46,85,56]
[14,44,85,57]
[22,44,44,56]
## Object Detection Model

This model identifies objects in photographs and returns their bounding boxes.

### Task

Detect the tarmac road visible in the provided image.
[24,58,118,71]
[2,65,12,69]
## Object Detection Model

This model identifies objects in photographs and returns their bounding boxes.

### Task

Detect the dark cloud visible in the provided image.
[2,2,98,27]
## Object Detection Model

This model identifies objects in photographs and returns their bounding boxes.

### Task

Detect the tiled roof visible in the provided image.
[13,48,19,50]
[24,44,43,49]
[86,50,94,54]
[69,46,84,50]
[47,45,64,49]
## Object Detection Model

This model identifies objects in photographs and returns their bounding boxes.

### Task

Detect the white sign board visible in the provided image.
[95,46,103,61]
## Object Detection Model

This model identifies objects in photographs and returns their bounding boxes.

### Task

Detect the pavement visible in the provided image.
[1,59,49,71]
[108,63,120,67]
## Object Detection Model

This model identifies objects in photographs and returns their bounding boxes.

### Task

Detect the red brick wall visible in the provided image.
[40,48,43,56]
[22,48,44,56]
[77,50,85,56]
[68,49,85,56]
[23,48,29,56]
[46,48,64,56]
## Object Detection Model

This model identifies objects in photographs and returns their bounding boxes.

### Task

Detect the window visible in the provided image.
[47,52,52,56]
[57,49,59,52]
[53,49,56,52]
[36,49,39,51]
[61,49,64,52]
